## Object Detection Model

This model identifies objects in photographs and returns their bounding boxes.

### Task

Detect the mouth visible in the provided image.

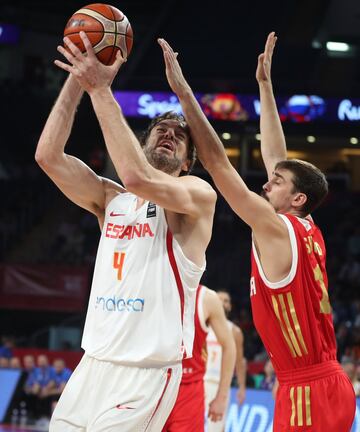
[260,190,269,201]
[156,140,175,153]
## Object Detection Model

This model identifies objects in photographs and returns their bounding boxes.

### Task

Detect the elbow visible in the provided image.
[122,172,149,193]
[35,143,60,171]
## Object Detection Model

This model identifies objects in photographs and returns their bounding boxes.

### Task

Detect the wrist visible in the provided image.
[258,81,273,91]
[89,86,113,99]
[177,85,193,100]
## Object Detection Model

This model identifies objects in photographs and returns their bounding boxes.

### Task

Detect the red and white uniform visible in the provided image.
[251,213,356,431]
[163,285,209,432]
[204,320,233,432]
[51,193,205,432]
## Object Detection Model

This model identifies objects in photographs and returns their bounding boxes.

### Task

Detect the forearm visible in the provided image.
[216,344,236,399]
[259,82,287,176]
[36,75,84,160]
[178,89,228,170]
[236,357,246,390]
[89,88,151,185]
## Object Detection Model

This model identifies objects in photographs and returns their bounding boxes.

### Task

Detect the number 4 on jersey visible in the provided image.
[113,252,126,280]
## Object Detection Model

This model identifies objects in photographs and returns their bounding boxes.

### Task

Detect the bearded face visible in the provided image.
[143,119,190,175]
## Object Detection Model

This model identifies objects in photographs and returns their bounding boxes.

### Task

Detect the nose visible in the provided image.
[263,181,271,192]
[163,128,175,139]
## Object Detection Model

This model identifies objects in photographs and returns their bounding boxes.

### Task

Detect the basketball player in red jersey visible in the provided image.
[163,285,236,431]
[158,34,356,431]
[35,34,216,431]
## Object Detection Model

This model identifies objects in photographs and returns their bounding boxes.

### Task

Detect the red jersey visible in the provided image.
[250,213,337,372]
[181,285,208,383]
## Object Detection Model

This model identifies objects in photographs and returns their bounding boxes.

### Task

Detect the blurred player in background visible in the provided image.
[158,33,356,431]
[36,32,216,431]
[163,285,235,431]
[205,289,246,432]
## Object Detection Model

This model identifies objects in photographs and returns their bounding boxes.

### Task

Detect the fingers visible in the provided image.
[112,50,126,72]
[54,59,81,77]
[80,31,96,59]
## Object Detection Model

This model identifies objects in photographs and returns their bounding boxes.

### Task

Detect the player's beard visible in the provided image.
[144,147,182,175]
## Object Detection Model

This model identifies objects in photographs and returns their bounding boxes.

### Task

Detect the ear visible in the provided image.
[292,192,307,209]
[181,158,191,173]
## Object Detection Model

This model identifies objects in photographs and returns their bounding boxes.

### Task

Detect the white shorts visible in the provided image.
[50,354,182,432]
[204,380,229,432]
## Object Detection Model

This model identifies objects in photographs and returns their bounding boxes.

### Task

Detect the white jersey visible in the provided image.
[81,192,205,367]
[204,320,233,383]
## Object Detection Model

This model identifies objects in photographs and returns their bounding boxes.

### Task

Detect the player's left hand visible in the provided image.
[236,387,246,405]
[158,38,191,98]
[256,31,277,84]
[208,396,227,422]
[55,31,126,94]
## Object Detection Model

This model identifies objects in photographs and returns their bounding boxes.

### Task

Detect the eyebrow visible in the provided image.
[156,123,187,135]
[273,171,285,180]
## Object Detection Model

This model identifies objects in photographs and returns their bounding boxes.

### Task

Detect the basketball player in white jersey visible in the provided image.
[163,285,235,431]
[35,33,216,431]
[205,290,246,432]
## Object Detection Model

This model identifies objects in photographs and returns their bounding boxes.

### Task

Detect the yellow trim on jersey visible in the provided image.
[286,292,308,355]
[297,386,303,426]
[305,385,312,426]
[290,387,296,426]
[278,294,302,357]
[272,296,296,357]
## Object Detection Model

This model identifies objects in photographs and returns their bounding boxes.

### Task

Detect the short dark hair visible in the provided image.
[275,159,328,216]
[139,111,196,175]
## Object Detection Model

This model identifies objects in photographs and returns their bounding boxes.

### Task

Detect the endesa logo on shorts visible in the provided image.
[95,295,145,312]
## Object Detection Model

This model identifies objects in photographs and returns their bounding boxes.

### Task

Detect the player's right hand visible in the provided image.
[55,31,126,94]
[208,396,227,422]
[256,32,277,84]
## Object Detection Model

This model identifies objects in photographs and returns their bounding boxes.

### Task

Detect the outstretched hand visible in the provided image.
[256,32,277,84]
[158,38,191,97]
[54,31,126,94]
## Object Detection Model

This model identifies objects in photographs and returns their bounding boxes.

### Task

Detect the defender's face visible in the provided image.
[262,168,298,213]
[217,291,232,315]
[144,120,190,174]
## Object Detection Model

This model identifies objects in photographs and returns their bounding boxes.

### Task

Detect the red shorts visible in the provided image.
[162,379,204,432]
[275,361,356,431]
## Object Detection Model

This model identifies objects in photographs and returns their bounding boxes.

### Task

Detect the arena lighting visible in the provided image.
[255,133,261,141]
[307,135,316,143]
[222,132,231,140]
[350,137,358,145]
[326,41,350,52]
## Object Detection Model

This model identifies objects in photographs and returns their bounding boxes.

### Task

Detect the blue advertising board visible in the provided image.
[222,388,360,432]
[0,369,22,421]
[113,90,360,124]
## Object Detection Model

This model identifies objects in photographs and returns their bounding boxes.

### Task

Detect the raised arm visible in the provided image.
[206,289,236,422]
[158,39,284,231]
[55,33,216,218]
[256,32,287,179]
[35,74,110,218]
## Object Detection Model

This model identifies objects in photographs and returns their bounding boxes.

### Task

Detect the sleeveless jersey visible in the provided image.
[250,213,337,372]
[204,320,233,384]
[182,285,209,383]
[81,192,205,367]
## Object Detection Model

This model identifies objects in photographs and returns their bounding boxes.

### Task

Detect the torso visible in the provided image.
[82,191,205,367]
[250,213,337,373]
[204,320,233,384]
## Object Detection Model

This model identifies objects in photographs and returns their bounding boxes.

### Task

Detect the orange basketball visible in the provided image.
[63,3,133,65]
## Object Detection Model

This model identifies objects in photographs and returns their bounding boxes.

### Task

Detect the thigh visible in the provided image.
[49,355,91,432]
[274,373,356,431]
[163,380,204,432]
[90,364,182,432]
